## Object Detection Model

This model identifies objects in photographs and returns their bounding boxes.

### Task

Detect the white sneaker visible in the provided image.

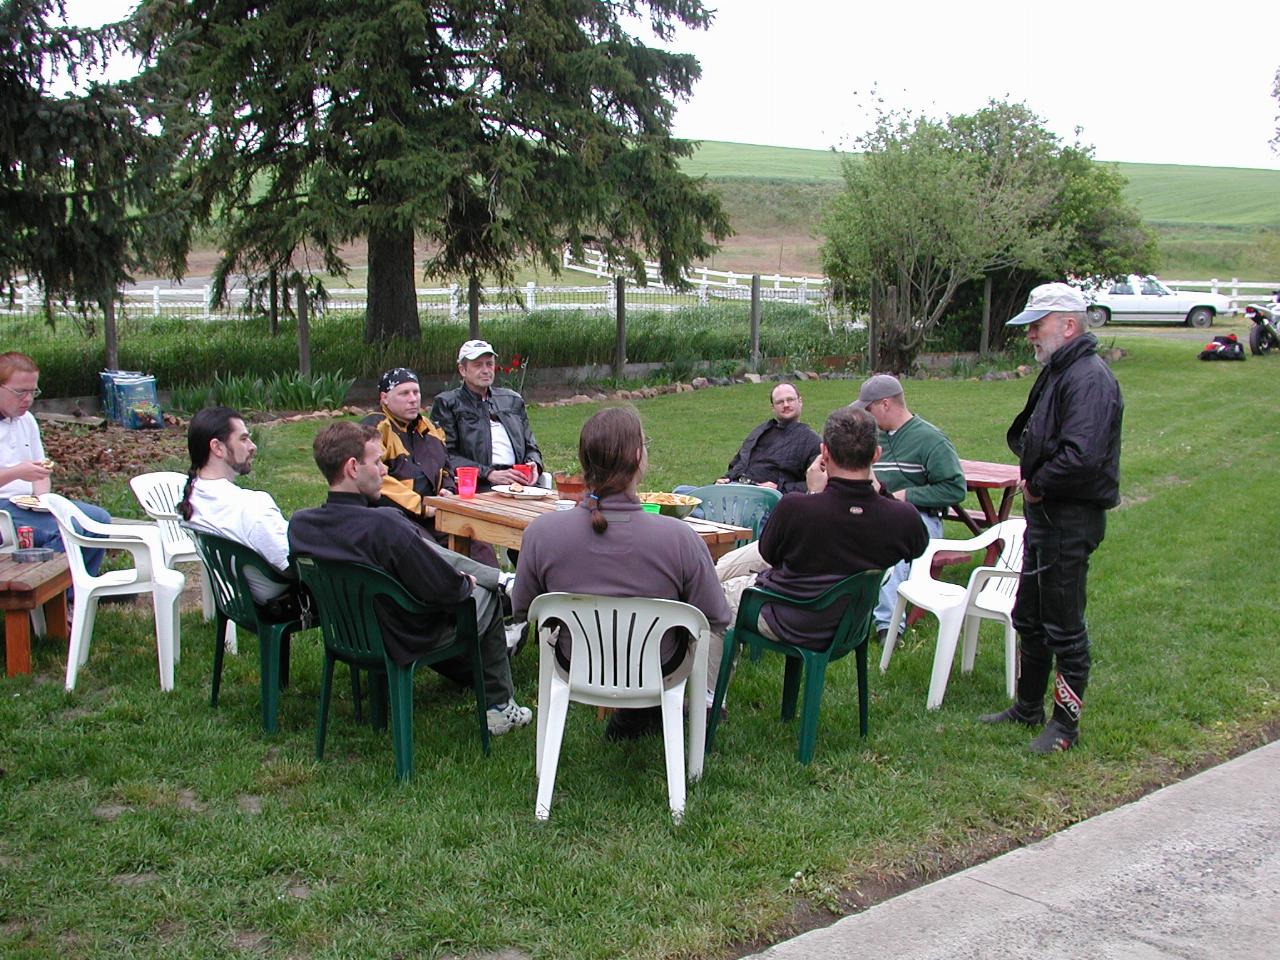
[487,699,533,735]
[505,622,527,653]
[497,571,516,592]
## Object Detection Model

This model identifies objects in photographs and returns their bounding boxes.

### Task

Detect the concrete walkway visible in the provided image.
[748,739,1279,960]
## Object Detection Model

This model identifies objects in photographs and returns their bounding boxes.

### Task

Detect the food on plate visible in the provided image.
[10,495,42,509]
[637,492,697,506]
[636,491,702,518]
[509,481,525,493]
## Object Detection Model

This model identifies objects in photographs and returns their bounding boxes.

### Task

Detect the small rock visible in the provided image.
[691,377,709,389]
[742,373,762,383]
[570,394,592,404]
[285,882,311,900]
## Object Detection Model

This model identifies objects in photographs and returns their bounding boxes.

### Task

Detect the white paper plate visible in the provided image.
[8,495,48,512]
[491,484,555,499]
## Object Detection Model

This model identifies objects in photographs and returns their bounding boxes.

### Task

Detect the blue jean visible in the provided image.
[874,511,942,631]
[2,499,112,575]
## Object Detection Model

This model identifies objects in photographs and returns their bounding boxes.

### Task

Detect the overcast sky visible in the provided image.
[65,0,1280,170]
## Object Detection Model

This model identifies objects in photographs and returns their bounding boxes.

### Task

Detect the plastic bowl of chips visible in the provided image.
[637,492,701,519]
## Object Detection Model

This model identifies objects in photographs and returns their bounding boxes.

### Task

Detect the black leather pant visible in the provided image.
[1012,498,1106,725]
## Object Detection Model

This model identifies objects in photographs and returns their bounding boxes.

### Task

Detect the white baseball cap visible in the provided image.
[1007,283,1087,326]
[457,339,498,362]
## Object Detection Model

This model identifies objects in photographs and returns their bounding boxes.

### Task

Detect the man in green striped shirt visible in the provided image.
[852,375,966,639]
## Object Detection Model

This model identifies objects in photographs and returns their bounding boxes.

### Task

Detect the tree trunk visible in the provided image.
[102,292,119,371]
[296,277,311,377]
[468,275,480,339]
[980,274,992,357]
[365,224,419,341]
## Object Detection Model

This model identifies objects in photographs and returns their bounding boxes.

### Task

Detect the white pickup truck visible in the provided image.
[1084,275,1237,329]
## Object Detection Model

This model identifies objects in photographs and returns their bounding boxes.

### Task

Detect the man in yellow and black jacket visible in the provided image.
[362,367,498,568]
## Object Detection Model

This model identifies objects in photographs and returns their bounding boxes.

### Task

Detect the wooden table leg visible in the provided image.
[447,533,474,557]
[5,609,32,677]
[44,592,68,641]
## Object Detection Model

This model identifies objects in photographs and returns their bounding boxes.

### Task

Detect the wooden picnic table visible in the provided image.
[947,459,1022,534]
[0,553,71,677]
[425,492,752,562]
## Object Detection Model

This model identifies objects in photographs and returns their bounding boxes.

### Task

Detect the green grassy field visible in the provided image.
[681,141,1280,228]
[2,336,1278,959]
[679,141,1280,280]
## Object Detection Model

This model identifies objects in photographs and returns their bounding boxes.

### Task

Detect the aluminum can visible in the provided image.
[16,525,35,549]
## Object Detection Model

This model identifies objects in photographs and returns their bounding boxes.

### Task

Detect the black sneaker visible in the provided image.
[604,706,664,742]
[1028,718,1077,753]
[979,701,1046,726]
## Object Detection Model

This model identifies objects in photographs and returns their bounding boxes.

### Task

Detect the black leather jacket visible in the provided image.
[1007,333,1123,508]
[429,385,543,482]
[722,418,821,494]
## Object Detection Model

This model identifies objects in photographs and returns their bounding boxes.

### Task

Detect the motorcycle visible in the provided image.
[1245,292,1280,356]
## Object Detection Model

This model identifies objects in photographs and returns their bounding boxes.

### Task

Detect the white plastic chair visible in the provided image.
[129,471,235,652]
[41,493,185,692]
[881,518,1026,710]
[529,593,710,823]
[0,510,16,554]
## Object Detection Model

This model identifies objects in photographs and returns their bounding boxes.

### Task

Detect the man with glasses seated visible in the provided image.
[0,352,112,573]
[716,382,820,493]
[429,340,544,491]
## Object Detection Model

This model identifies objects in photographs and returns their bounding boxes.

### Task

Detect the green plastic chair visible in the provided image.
[185,527,303,734]
[685,483,783,546]
[706,568,882,764]
[294,555,490,781]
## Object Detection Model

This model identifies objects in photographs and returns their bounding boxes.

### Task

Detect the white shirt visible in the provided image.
[489,418,516,466]
[187,477,291,600]
[0,412,45,499]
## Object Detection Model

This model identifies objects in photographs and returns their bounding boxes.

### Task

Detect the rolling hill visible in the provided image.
[679,140,1280,228]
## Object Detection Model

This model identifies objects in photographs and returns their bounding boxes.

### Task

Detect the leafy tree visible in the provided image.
[135,0,729,343]
[1,0,184,367]
[819,103,1059,372]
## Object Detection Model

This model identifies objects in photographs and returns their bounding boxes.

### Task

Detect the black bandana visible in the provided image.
[378,367,419,394]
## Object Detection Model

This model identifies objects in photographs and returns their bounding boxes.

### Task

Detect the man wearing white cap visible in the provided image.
[430,340,543,490]
[981,282,1123,753]
[851,373,965,640]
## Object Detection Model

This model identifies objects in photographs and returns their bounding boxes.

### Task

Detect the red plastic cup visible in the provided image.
[512,463,536,484]
[456,466,479,498]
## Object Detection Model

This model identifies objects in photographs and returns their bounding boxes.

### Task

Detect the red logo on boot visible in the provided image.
[1054,673,1082,722]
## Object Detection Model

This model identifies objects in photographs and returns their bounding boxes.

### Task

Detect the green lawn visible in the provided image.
[3,336,1278,959]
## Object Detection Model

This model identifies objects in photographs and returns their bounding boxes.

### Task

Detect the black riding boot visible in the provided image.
[980,641,1052,726]
[1029,668,1086,753]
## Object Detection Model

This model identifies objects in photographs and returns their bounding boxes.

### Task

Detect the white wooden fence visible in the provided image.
[3,265,1272,323]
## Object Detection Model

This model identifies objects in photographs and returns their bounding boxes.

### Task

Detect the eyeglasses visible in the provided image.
[642,436,653,449]
[1,385,41,400]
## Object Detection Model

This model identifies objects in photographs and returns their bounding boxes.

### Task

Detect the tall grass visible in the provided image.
[11,304,862,399]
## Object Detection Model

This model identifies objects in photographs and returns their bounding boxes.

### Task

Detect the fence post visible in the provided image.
[699,282,709,306]
[152,286,160,317]
[1210,278,1219,296]
[614,276,627,378]
[1231,278,1239,300]
[750,274,762,372]
[295,278,311,377]
[449,283,459,323]
[526,281,537,313]
[202,285,211,320]
[468,276,480,339]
